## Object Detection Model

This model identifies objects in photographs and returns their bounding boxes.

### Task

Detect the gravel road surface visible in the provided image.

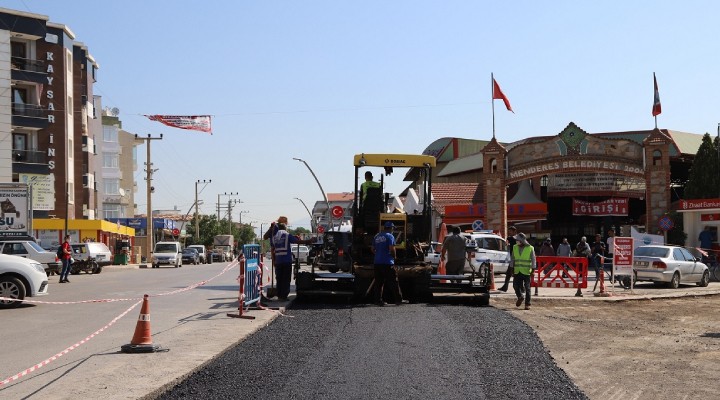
[155,298,586,400]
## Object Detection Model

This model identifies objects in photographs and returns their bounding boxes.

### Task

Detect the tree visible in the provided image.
[684,133,720,199]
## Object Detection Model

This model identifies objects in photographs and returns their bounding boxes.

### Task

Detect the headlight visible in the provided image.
[31,262,45,274]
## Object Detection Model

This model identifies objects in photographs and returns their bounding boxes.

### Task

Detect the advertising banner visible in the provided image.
[613,237,634,276]
[0,183,31,237]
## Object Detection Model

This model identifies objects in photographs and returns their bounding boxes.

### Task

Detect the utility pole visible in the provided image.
[226,199,243,235]
[195,179,211,241]
[135,134,162,263]
[217,192,239,232]
[237,210,249,225]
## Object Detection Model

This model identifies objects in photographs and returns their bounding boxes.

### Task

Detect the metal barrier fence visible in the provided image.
[228,244,262,319]
[532,256,588,297]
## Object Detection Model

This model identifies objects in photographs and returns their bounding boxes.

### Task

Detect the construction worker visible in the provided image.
[272,222,314,301]
[360,171,381,202]
[510,232,536,310]
[371,221,402,306]
[498,225,517,292]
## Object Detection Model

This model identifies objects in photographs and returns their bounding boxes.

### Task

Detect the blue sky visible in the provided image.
[5,1,720,233]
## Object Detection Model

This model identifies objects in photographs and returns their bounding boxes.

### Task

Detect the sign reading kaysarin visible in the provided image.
[572,198,628,216]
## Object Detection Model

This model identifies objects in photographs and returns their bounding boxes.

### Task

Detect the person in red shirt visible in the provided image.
[59,235,72,283]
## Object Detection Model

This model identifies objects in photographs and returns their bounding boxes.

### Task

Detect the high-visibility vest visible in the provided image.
[513,245,534,275]
[273,230,290,257]
[361,180,381,200]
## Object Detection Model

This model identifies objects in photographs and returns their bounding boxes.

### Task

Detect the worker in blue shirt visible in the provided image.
[372,221,402,306]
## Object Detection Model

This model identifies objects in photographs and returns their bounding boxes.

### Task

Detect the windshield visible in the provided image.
[183,249,198,254]
[155,244,179,253]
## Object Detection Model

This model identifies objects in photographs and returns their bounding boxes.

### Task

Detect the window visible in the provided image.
[103,204,122,219]
[103,153,119,168]
[103,125,118,143]
[67,95,73,115]
[104,179,120,195]
[672,248,685,261]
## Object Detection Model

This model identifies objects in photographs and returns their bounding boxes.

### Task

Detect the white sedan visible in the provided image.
[633,245,710,288]
[0,254,49,308]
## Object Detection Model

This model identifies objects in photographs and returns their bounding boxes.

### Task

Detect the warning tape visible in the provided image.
[0,298,143,387]
[0,260,238,305]
[0,260,241,386]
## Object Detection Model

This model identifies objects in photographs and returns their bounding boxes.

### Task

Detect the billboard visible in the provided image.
[0,183,31,238]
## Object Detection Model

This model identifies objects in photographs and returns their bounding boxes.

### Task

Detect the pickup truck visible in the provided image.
[0,240,61,275]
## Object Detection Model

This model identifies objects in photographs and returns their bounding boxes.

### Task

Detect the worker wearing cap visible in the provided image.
[510,232,536,310]
[371,221,402,306]
[272,222,314,301]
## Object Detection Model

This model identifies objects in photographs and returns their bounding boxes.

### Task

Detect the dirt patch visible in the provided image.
[494,295,720,400]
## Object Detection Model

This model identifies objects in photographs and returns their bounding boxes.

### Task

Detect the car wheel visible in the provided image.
[0,276,26,308]
[668,272,680,289]
[329,266,339,273]
[698,270,710,287]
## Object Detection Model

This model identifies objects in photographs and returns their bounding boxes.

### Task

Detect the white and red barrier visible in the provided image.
[532,256,588,297]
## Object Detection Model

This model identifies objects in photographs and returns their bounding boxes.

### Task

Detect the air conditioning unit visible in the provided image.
[82,173,95,189]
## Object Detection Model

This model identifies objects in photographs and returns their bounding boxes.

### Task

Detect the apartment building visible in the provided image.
[1,7,99,220]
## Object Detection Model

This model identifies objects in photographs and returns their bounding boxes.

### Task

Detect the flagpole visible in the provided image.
[491,73,496,139]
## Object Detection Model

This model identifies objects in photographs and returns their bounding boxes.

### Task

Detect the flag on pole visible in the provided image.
[492,78,514,113]
[144,115,212,133]
[652,73,662,117]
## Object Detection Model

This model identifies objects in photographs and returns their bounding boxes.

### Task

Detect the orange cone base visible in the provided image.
[121,343,161,353]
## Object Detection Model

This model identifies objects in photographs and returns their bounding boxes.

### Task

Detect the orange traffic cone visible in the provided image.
[121,294,161,353]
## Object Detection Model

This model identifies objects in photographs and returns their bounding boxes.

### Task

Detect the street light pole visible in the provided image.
[294,197,314,232]
[135,134,163,263]
[293,157,332,230]
[195,179,211,241]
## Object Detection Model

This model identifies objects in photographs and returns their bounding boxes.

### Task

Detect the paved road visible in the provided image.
[156,298,586,400]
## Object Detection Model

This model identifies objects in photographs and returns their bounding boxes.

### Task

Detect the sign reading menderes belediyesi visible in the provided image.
[0,183,30,237]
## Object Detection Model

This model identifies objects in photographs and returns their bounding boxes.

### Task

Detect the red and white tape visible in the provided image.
[0,260,240,386]
[0,299,143,387]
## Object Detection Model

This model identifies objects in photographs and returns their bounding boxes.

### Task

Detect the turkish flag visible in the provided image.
[492,78,514,113]
[652,73,662,117]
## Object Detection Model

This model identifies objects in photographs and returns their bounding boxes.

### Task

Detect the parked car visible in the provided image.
[187,245,210,264]
[0,254,49,308]
[461,231,510,274]
[0,240,61,276]
[291,245,310,264]
[70,242,113,267]
[633,245,710,288]
[152,242,182,268]
[210,249,226,263]
[181,248,200,265]
[316,231,352,273]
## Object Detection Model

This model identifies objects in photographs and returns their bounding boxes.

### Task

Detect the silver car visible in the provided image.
[633,245,710,288]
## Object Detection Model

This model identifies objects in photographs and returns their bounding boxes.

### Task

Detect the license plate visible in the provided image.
[634,261,648,267]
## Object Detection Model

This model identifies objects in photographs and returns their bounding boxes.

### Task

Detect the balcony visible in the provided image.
[12,149,50,175]
[11,103,48,129]
[10,57,46,84]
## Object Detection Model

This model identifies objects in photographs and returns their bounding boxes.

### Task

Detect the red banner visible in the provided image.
[572,198,628,216]
[145,115,212,133]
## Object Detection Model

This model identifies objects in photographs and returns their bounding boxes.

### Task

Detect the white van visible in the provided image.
[152,242,182,268]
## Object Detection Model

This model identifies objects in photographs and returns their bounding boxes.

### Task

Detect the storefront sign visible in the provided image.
[679,198,720,210]
[19,173,55,211]
[548,173,645,193]
[701,214,720,221]
[572,198,628,216]
[509,159,644,180]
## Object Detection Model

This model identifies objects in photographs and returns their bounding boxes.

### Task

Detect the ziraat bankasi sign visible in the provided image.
[679,198,720,211]
[508,159,644,180]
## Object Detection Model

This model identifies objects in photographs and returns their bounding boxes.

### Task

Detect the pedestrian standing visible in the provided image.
[271,222,314,301]
[498,225,517,292]
[441,226,468,277]
[372,221,402,306]
[605,229,616,259]
[58,235,72,283]
[510,232,536,310]
[557,238,572,257]
[538,238,555,256]
[591,234,606,291]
